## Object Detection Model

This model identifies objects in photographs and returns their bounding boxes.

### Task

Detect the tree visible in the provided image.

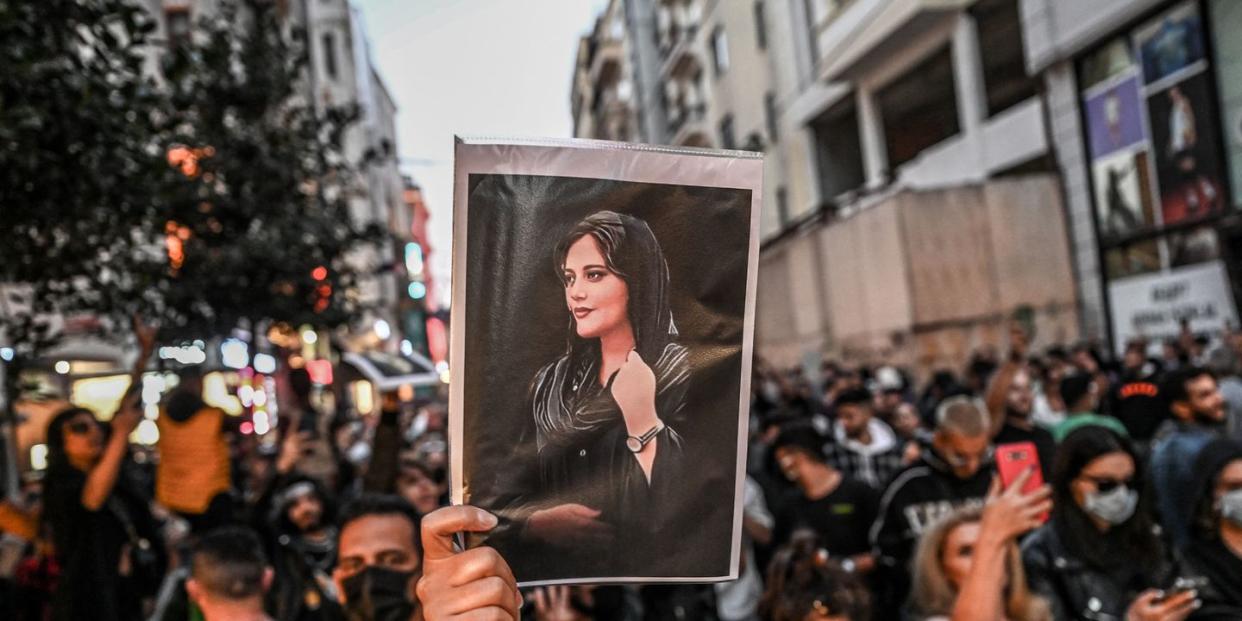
[152,0,385,343]
[0,0,169,418]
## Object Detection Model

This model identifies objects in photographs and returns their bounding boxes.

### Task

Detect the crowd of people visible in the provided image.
[2,322,1242,620]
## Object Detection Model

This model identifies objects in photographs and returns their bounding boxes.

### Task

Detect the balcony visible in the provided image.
[813,0,972,82]
[589,38,624,87]
[668,103,709,147]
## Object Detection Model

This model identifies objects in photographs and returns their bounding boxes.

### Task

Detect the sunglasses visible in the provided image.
[1080,475,1133,493]
[65,420,96,436]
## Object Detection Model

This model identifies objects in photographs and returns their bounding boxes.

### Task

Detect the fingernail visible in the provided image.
[481,511,499,528]
[1193,599,1202,609]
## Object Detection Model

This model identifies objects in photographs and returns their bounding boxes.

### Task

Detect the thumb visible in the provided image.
[626,349,644,365]
[420,506,499,563]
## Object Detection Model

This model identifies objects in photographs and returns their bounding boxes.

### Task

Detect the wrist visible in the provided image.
[622,403,658,435]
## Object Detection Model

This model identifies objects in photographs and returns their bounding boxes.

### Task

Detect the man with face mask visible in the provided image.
[870,396,993,620]
[332,495,422,621]
[1179,438,1242,617]
[770,425,877,573]
[1151,366,1227,547]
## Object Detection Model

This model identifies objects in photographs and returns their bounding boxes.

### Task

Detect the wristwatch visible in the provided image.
[625,422,665,453]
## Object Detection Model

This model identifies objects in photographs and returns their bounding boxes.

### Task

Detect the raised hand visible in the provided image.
[112,389,144,438]
[417,506,522,621]
[978,469,1052,544]
[609,349,658,435]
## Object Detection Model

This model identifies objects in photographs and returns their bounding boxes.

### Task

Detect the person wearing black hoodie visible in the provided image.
[870,396,994,618]
[1178,438,1242,619]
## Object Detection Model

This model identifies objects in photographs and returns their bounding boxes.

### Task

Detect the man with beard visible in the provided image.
[823,388,906,490]
[263,476,344,621]
[332,495,422,621]
[989,366,1056,481]
[1152,366,1228,547]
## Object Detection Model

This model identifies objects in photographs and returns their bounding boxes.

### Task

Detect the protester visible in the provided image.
[1151,366,1228,547]
[260,471,344,621]
[771,425,877,575]
[715,476,773,621]
[394,457,448,517]
[1178,438,1242,618]
[187,526,274,621]
[416,506,522,621]
[1107,341,1168,443]
[910,471,1052,621]
[758,532,871,621]
[157,366,236,533]
[1028,353,1068,430]
[1022,426,1194,620]
[1050,372,1127,442]
[871,396,994,618]
[823,388,906,490]
[333,494,422,621]
[986,365,1056,480]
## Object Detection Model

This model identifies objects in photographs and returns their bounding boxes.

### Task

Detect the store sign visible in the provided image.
[1109,261,1239,349]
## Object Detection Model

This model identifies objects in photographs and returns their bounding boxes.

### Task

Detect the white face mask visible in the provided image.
[1218,488,1242,528]
[1083,485,1139,525]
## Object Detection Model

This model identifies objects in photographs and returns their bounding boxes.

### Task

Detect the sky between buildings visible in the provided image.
[358,0,610,308]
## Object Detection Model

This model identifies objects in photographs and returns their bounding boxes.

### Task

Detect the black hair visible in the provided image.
[272,475,336,535]
[1059,373,1094,411]
[759,532,871,621]
[44,406,102,475]
[833,387,873,409]
[773,423,828,464]
[288,367,313,406]
[338,493,423,556]
[192,526,268,600]
[552,210,676,366]
[1161,366,1215,406]
[1051,426,1162,573]
[1189,439,1242,541]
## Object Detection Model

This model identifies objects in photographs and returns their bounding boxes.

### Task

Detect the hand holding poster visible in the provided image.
[448,138,762,585]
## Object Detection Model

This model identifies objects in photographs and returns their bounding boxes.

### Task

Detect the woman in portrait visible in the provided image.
[511,209,692,578]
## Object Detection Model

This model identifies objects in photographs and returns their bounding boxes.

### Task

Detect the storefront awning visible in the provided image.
[340,351,441,391]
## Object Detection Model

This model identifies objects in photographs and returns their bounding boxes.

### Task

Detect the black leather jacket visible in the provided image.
[1022,523,1172,621]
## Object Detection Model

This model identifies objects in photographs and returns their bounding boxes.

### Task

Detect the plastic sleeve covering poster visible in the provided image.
[448,137,763,585]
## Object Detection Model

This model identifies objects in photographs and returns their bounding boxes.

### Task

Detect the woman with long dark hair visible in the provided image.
[1021,426,1196,620]
[517,210,691,577]
[43,321,163,621]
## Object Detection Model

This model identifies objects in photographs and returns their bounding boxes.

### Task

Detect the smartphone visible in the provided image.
[996,442,1044,494]
[1155,576,1208,603]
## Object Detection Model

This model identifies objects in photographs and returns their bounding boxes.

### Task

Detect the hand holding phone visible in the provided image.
[996,442,1048,523]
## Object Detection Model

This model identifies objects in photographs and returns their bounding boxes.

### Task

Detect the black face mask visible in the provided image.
[342,566,418,621]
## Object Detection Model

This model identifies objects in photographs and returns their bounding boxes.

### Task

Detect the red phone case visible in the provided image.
[996,441,1043,494]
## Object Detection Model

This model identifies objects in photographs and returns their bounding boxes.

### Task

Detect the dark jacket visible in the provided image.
[1022,522,1173,621]
[870,443,991,618]
[1178,439,1242,618]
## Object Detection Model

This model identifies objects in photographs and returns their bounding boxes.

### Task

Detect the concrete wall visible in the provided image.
[755,175,1080,378]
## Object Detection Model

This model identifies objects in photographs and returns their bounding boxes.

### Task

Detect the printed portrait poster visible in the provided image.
[1092,148,1156,238]
[1085,75,1147,160]
[1146,72,1227,225]
[1208,0,1242,209]
[1135,1,1205,87]
[448,137,762,585]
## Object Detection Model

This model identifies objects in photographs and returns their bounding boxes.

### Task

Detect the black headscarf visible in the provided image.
[1183,439,1242,609]
[532,211,688,452]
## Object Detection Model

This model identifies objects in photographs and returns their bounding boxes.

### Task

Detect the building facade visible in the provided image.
[577,0,1082,377]
[1021,0,1242,351]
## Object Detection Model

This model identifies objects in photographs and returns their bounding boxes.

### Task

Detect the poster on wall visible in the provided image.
[1135,1,1206,87]
[1092,148,1156,238]
[1109,261,1239,350]
[1085,75,1148,159]
[449,137,762,585]
[1209,0,1242,209]
[1145,72,1227,225]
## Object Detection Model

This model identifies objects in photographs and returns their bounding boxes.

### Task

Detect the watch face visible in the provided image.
[625,436,642,453]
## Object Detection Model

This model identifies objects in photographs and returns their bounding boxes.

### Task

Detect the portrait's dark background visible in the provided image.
[462,172,752,579]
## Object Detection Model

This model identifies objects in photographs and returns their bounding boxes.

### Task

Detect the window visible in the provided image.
[877,46,960,169]
[972,0,1037,117]
[711,27,730,76]
[764,92,779,142]
[719,114,736,150]
[809,100,866,200]
[754,1,768,51]
[776,187,790,228]
[322,32,338,80]
[165,8,190,48]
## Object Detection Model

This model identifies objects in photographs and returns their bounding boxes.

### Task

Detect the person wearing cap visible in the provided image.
[1051,372,1128,443]
[823,387,906,490]
[1178,438,1242,618]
